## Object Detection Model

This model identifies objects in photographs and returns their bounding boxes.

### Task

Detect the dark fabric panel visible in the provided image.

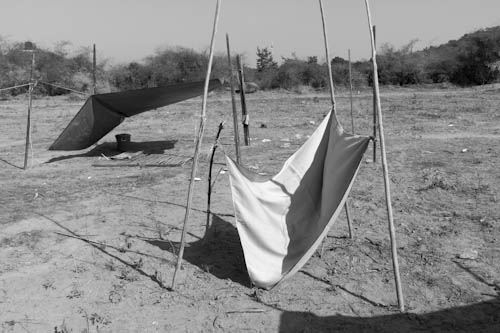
[49,98,124,150]
[49,79,222,151]
[95,79,222,117]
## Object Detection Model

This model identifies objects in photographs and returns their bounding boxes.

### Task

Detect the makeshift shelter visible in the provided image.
[49,79,222,150]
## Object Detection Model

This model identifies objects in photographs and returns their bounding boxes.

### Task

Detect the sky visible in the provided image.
[1,0,500,67]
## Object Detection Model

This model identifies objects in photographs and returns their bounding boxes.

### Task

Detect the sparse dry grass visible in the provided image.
[0,86,499,331]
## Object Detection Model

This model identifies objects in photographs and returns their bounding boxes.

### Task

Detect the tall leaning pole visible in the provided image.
[171,0,221,290]
[318,0,355,239]
[364,0,405,312]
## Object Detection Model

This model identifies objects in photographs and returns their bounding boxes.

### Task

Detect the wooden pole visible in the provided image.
[23,52,35,170]
[226,34,241,163]
[236,55,250,146]
[171,0,221,290]
[348,49,354,133]
[92,44,97,95]
[365,0,405,312]
[372,25,377,163]
[206,121,224,234]
[318,0,335,109]
[319,0,354,239]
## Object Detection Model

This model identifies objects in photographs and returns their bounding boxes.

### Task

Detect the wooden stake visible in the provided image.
[92,44,97,95]
[226,34,241,163]
[171,0,221,290]
[365,0,405,312]
[318,0,335,109]
[206,121,224,234]
[319,0,354,239]
[372,25,377,163]
[23,52,35,170]
[236,55,250,146]
[348,49,354,133]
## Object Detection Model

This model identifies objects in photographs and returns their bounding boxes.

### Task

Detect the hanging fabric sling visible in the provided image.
[226,110,371,289]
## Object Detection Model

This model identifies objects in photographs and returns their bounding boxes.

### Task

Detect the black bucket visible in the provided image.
[115,133,131,152]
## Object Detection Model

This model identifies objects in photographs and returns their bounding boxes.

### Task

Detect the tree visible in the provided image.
[256,47,277,72]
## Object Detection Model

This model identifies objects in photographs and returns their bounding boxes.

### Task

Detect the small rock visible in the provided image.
[458,249,478,260]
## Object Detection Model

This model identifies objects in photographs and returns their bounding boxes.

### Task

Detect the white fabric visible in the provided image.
[226,110,371,289]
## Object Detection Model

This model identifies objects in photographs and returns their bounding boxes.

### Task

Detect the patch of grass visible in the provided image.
[0,230,44,250]
[419,169,456,191]
[67,284,83,299]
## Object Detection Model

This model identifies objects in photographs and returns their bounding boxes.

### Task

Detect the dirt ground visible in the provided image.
[1,85,499,332]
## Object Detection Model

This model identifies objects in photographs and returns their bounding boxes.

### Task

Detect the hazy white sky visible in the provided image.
[1,0,499,66]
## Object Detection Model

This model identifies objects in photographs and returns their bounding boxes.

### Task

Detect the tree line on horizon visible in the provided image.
[1,26,499,97]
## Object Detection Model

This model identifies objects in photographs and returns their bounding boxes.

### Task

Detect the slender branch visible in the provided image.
[365,0,405,312]
[172,0,221,290]
[318,0,335,111]
[206,121,225,234]
[226,34,241,164]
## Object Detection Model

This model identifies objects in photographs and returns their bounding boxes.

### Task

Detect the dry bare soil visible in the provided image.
[1,86,499,332]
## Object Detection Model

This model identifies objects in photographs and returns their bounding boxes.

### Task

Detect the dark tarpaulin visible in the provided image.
[49,79,222,150]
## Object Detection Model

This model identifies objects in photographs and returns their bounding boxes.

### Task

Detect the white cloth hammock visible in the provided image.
[226,110,371,289]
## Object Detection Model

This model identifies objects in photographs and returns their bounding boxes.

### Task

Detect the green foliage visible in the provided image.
[270,57,326,89]
[0,38,106,96]
[2,25,500,97]
[256,47,277,72]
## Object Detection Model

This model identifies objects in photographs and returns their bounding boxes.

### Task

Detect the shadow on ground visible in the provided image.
[279,296,500,332]
[46,139,177,163]
[146,215,250,287]
[0,157,23,170]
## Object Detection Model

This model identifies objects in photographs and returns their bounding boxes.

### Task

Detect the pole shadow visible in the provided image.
[279,296,500,332]
[0,157,23,170]
[146,214,250,287]
[38,213,169,289]
[46,139,177,163]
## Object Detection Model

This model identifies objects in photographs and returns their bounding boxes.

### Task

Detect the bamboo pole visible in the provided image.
[23,52,35,170]
[318,0,335,109]
[348,49,354,133]
[236,55,250,146]
[372,25,377,162]
[92,44,97,95]
[364,0,405,312]
[318,0,354,239]
[171,0,221,290]
[206,121,224,234]
[225,34,241,163]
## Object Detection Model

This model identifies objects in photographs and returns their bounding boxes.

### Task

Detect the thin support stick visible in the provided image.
[226,34,241,163]
[319,0,354,239]
[206,121,224,235]
[236,55,250,146]
[318,0,335,110]
[24,52,35,170]
[171,0,221,290]
[92,44,97,95]
[372,25,377,163]
[348,49,354,133]
[365,0,405,312]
